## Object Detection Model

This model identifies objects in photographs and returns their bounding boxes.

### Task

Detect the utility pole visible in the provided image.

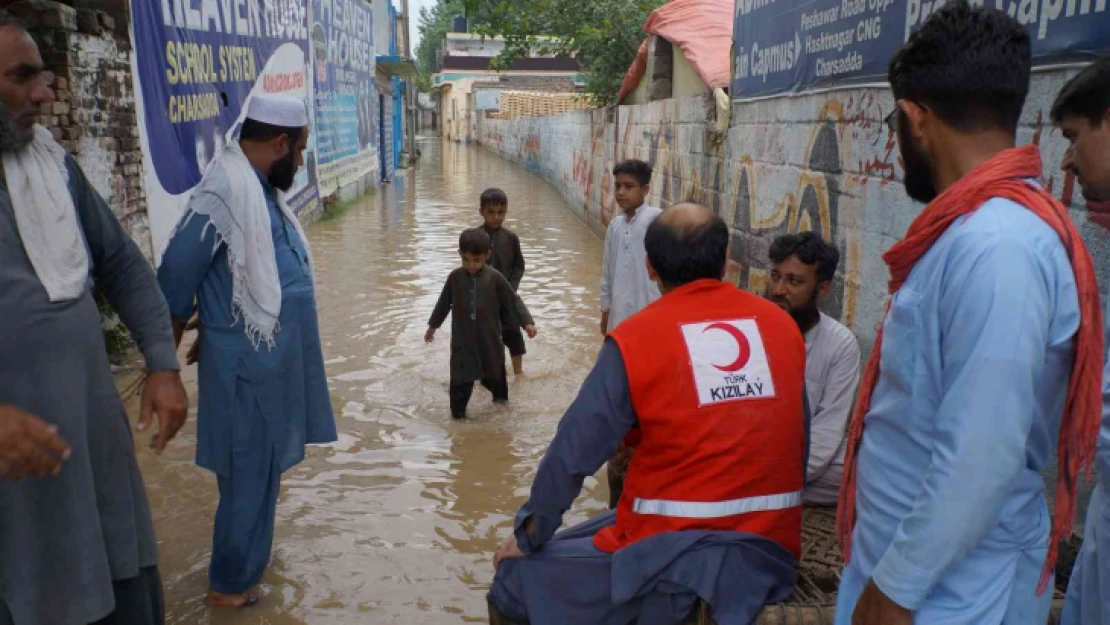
[401,0,417,161]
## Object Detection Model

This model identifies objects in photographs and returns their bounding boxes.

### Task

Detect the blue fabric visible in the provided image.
[492,511,797,625]
[157,171,336,477]
[208,375,281,593]
[835,197,1080,623]
[1061,296,1110,625]
[494,338,798,625]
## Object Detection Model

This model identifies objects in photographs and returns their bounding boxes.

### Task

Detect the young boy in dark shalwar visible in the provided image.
[478,188,529,375]
[426,228,537,419]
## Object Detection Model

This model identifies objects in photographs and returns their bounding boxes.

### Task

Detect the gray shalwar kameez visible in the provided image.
[429,266,532,416]
[483,225,529,357]
[0,157,178,625]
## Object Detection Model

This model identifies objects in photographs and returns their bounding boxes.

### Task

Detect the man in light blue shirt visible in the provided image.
[837,4,1087,624]
[1054,55,1110,625]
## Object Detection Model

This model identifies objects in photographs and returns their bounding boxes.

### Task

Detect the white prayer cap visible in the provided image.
[245,93,309,128]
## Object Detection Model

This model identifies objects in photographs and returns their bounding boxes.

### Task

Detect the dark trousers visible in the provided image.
[450,370,508,417]
[502,323,527,357]
[0,567,164,625]
[89,566,165,625]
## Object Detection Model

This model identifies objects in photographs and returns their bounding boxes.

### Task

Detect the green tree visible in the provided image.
[415,0,468,93]
[466,0,664,106]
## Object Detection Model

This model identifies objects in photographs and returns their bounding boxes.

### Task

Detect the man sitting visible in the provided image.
[489,202,810,625]
[766,232,860,505]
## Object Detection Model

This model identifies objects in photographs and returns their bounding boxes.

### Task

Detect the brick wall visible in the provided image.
[3,0,151,260]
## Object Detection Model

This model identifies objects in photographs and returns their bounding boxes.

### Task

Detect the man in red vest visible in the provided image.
[489,202,809,625]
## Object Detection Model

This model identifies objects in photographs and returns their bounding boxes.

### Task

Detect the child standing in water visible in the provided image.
[426,228,537,419]
[478,188,530,375]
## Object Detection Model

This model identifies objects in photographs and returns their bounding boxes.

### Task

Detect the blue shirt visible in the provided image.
[157,171,336,476]
[1060,295,1110,625]
[837,197,1080,623]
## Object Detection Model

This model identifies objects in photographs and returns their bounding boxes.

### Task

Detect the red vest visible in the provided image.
[595,279,806,557]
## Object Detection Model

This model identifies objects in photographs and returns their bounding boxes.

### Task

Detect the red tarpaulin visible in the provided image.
[618,0,734,103]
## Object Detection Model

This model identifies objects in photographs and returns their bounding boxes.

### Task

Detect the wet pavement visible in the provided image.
[130,137,611,624]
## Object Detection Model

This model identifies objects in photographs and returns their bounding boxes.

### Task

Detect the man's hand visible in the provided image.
[0,405,70,481]
[137,371,189,455]
[425,327,437,343]
[493,534,526,570]
[853,580,913,625]
[524,324,538,339]
[600,311,610,337]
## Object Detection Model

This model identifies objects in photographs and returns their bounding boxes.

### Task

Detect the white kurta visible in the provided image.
[600,204,662,333]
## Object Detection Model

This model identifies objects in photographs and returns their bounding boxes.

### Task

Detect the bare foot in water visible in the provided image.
[206,590,258,609]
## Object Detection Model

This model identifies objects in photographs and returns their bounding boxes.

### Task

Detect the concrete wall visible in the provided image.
[477,72,1110,354]
[672,45,707,100]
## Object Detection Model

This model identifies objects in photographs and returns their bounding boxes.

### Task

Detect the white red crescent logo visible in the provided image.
[703,322,751,372]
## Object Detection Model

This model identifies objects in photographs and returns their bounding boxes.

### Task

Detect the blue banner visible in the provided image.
[733,0,1110,99]
[132,0,318,219]
[310,0,378,196]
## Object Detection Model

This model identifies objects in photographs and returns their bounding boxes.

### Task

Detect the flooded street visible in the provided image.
[132,138,610,624]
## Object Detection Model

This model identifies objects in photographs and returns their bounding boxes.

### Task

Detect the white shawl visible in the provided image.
[179,142,314,349]
[2,125,88,302]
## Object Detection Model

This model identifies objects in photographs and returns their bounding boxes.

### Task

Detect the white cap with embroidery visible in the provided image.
[244,93,309,127]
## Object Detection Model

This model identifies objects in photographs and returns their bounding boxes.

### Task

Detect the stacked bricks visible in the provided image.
[492,91,590,120]
[1,0,151,261]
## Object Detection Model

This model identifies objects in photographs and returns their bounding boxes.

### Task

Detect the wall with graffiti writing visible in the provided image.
[477,71,1110,354]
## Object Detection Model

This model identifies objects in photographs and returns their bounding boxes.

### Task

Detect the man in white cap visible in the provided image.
[0,11,188,625]
[157,93,337,608]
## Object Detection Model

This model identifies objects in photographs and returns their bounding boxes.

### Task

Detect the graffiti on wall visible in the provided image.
[476,79,1108,343]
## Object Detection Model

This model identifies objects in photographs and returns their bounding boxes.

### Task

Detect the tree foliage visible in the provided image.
[415,0,468,93]
[466,0,664,106]
[415,0,662,106]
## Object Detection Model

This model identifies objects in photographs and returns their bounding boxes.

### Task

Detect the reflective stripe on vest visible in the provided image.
[632,491,803,519]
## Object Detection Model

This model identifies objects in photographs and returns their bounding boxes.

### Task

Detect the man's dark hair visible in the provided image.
[459,227,492,255]
[0,9,26,31]
[769,232,840,283]
[480,187,508,208]
[613,160,652,187]
[644,205,729,289]
[888,0,1030,133]
[1051,56,1110,126]
[239,118,304,145]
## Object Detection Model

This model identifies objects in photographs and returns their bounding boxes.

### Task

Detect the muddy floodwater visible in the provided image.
[129,138,611,624]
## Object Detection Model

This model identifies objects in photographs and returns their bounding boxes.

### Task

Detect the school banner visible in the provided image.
[131,0,317,259]
[310,0,378,197]
[733,0,1110,99]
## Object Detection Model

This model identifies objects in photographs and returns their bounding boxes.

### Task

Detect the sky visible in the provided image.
[408,0,438,49]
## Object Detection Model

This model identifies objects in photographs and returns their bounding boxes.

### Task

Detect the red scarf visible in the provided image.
[835,145,1104,594]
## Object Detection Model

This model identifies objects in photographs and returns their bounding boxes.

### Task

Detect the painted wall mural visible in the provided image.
[477,72,1110,353]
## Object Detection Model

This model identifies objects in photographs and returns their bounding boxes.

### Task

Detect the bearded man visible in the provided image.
[0,11,188,625]
[765,232,859,506]
[835,3,1104,624]
[157,94,337,609]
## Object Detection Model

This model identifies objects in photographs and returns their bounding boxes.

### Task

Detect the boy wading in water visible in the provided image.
[479,188,529,375]
[427,228,537,419]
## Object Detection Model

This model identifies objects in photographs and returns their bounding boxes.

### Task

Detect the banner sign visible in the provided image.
[732,0,1110,98]
[310,0,378,196]
[132,0,318,257]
